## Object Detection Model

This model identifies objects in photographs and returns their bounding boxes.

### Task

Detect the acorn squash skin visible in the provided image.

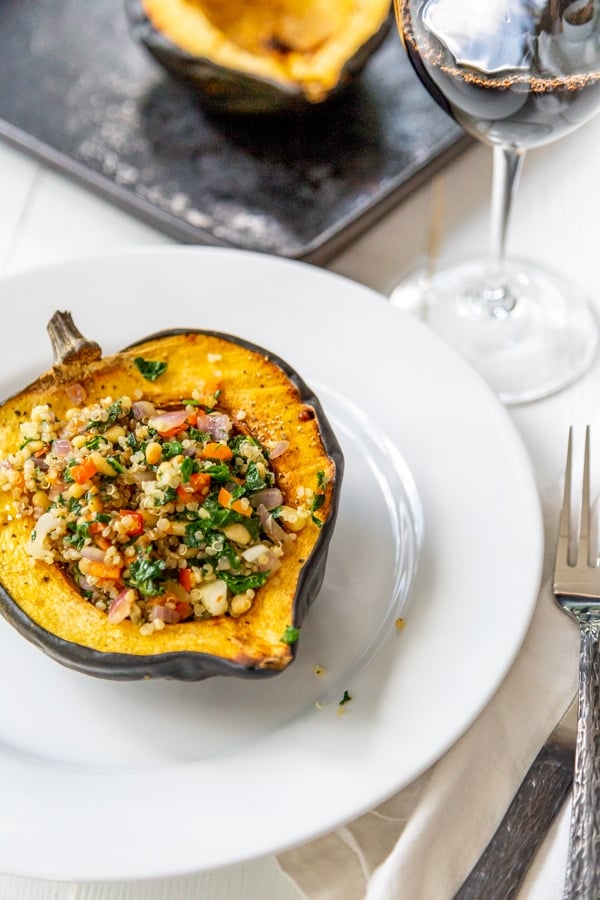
[0,320,343,681]
[126,0,392,115]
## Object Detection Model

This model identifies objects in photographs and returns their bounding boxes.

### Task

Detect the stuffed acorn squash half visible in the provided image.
[0,313,343,681]
[127,0,392,113]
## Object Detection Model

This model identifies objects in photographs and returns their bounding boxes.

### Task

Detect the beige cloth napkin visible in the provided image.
[277,492,579,900]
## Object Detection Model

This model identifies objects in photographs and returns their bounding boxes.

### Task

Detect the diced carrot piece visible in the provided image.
[117,509,144,536]
[218,486,252,517]
[231,498,252,517]
[178,568,194,592]
[189,472,211,495]
[71,458,98,484]
[200,442,233,461]
[218,486,232,507]
[175,600,193,621]
[85,560,122,580]
[160,426,186,438]
[177,472,212,502]
[176,484,192,502]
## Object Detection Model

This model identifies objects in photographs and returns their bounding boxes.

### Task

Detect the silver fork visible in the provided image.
[553,425,600,899]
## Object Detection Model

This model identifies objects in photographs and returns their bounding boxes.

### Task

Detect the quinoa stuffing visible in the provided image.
[0,393,316,633]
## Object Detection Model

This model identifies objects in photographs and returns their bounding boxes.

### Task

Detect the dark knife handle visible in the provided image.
[452,740,574,900]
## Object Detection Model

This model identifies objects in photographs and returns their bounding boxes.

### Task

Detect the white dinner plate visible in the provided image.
[0,247,543,881]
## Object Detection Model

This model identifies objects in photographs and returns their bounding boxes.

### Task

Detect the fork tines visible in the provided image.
[554,426,600,603]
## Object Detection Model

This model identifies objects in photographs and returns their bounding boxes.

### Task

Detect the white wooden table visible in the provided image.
[1,106,600,898]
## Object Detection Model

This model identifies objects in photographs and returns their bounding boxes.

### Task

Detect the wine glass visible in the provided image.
[392,0,600,404]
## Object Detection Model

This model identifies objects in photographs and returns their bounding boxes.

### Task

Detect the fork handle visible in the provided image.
[564,621,600,899]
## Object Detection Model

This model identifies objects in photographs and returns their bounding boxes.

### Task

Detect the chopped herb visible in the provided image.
[312,493,325,512]
[152,485,177,506]
[105,401,123,426]
[221,570,269,594]
[85,434,107,450]
[180,456,199,482]
[188,427,208,441]
[125,553,166,597]
[63,461,75,483]
[106,455,125,474]
[199,497,260,538]
[162,440,184,459]
[67,496,82,514]
[245,460,266,492]
[86,401,123,432]
[64,521,90,549]
[19,437,36,450]
[229,434,263,454]
[134,357,168,381]
[281,625,300,645]
[204,462,233,484]
[182,398,201,407]
[213,539,242,572]
[184,522,205,549]
[339,690,352,706]
[310,470,327,527]
[316,470,327,491]
[228,483,246,501]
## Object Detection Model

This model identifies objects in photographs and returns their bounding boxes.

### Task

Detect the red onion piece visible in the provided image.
[48,482,66,501]
[66,383,87,406]
[130,470,155,483]
[149,604,180,624]
[77,576,95,593]
[132,400,156,420]
[148,410,189,434]
[269,441,289,460]
[257,549,282,573]
[256,504,289,544]
[107,589,135,624]
[52,439,72,456]
[195,412,232,442]
[251,488,283,510]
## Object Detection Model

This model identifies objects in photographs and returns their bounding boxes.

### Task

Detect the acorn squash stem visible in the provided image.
[47,310,102,368]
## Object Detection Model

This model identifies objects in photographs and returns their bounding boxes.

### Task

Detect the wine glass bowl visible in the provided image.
[392,0,600,404]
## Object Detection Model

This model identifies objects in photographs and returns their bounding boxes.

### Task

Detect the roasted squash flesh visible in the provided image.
[0,318,343,680]
[138,0,391,104]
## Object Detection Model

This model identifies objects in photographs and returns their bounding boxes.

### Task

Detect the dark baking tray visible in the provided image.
[0,0,469,263]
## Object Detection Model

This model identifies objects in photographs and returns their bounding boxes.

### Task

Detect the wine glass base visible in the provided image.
[389,258,599,405]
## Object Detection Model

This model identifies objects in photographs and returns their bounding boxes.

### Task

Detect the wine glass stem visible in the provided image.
[467,145,525,319]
